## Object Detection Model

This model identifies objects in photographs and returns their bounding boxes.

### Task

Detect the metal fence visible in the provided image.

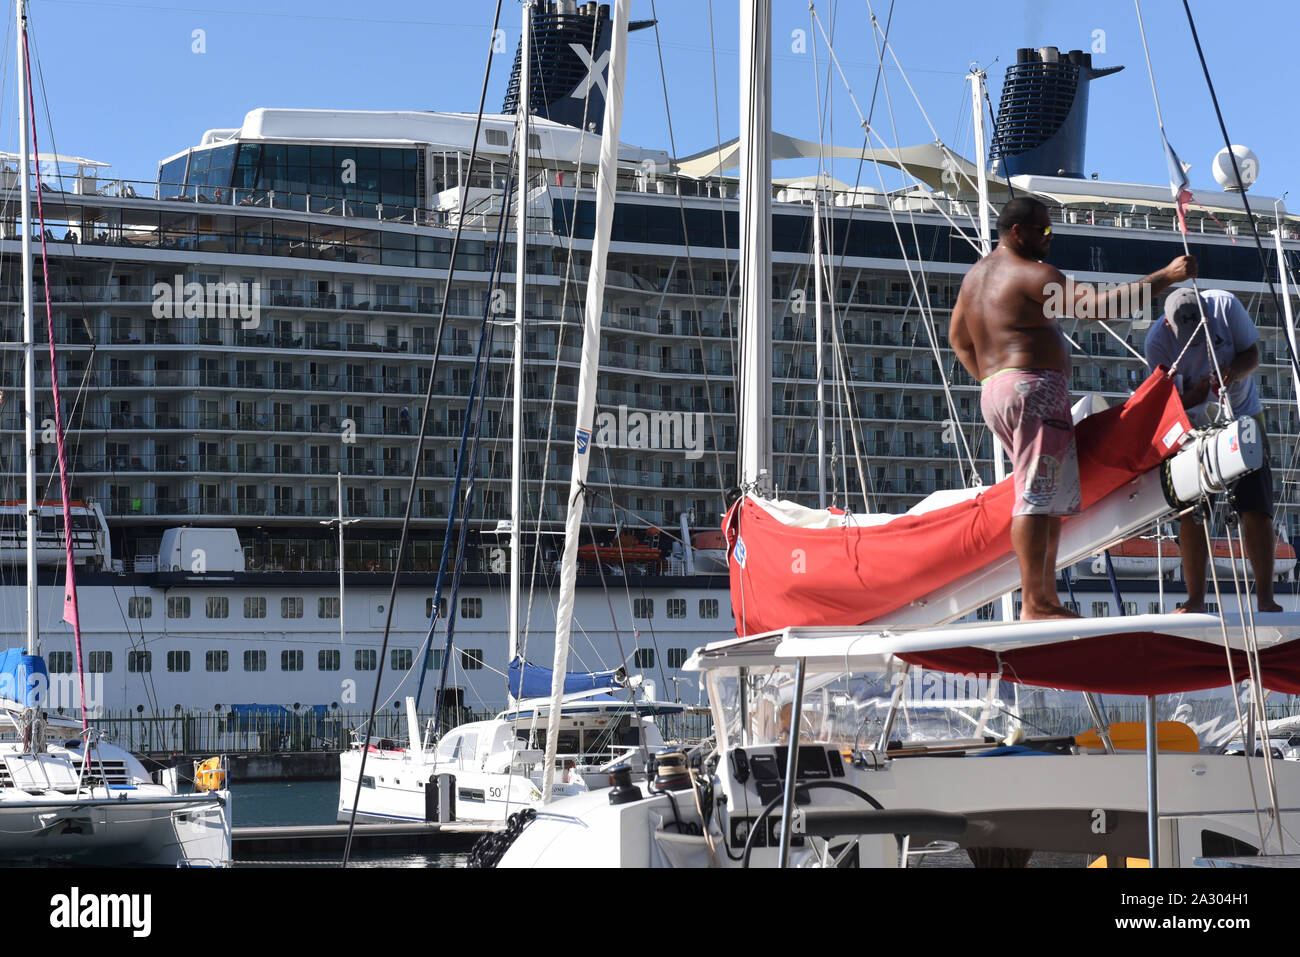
[86,706,716,756]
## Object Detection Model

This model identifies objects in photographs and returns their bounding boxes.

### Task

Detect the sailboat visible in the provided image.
[337,1,681,827]
[0,0,231,866]
[491,0,1300,868]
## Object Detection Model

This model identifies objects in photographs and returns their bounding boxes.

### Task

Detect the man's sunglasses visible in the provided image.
[1019,223,1052,237]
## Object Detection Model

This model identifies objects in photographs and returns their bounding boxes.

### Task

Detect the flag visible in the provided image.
[1162,131,1193,234]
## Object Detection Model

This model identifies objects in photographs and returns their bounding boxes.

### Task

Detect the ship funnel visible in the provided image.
[502,1,655,134]
[989,46,1123,179]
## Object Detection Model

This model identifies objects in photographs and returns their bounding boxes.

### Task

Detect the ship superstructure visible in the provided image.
[0,8,1296,718]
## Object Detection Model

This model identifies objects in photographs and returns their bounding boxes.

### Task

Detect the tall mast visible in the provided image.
[540,0,629,803]
[812,189,826,507]
[738,0,772,492]
[17,0,36,655]
[510,1,531,664]
[968,67,1014,625]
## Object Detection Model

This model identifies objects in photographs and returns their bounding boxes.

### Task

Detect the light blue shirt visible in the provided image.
[1143,289,1261,425]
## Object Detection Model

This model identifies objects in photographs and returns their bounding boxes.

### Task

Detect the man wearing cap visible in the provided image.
[1144,287,1282,614]
[951,196,1196,619]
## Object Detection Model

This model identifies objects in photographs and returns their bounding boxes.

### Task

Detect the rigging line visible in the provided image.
[1201,515,1269,850]
[822,267,873,509]
[1178,0,1300,398]
[648,1,730,489]
[24,21,88,723]
[412,142,518,710]
[1131,1,1231,418]
[599,445,669,694]
[1227,519,1286,850]
[811,8,984,255]
[524,9,599,664]
[853,63,978,483]
[705,0,739,388]
[342,0,506,868]
[858,4,984,203]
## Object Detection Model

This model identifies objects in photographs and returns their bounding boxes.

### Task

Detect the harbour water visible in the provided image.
[232,779,466,868]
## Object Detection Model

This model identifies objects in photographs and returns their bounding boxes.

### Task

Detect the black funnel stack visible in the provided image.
[502,1,654,134]
[989,46,1122,179]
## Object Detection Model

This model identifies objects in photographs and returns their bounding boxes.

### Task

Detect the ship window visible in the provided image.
[128,651,152,673]
[243,650,266,672]
[318,650,340,671]
[425,597,447,619]
[317,596,340,619]
[667,648,689,669]
[48,652,74,673]
[281,650,304,671]
[666,598,686,619]
[167,650,191,673]
[634,648,655,669]
[168,596,191,619]
[460,597,482,619]
[1091,602,1109,617]
[1149,601,1163,615]
[128,597,152,618]
[281,596,304,619]
[205,651,229,672]
[88,651,112,674]
[633,598,653,619]
[699,599,719,619]
[424,649,444,670]
[461,649,484,671]
[355,649,377,671]
[391,649,413,670]
[244,596,267,619]
[206,596,229,619]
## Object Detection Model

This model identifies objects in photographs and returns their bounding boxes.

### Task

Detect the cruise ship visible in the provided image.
[0,1,1297,721]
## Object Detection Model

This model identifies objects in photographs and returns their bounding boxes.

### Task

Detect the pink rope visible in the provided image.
[24,25,88,730]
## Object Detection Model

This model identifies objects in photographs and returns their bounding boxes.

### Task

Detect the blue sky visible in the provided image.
[12,0,1298,201]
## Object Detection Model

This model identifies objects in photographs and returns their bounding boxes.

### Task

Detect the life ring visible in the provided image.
[194,756,225,792]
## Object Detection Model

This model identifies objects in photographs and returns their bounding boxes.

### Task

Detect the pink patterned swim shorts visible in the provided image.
[979,369,1081,517]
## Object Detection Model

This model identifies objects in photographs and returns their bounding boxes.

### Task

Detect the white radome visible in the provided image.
[1211,145,1259,191]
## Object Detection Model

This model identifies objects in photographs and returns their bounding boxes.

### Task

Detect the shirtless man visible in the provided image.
[949,197,1196,619]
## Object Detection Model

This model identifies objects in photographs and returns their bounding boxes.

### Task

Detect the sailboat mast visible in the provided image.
[510,1,531,664]
[17,0,36,656]
[540,0,628,803]
[813,189,826,507]
[969,67,1016,625]
[738,0,772,492]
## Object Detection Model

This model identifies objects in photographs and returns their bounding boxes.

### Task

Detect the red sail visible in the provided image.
[726,370,1191,636]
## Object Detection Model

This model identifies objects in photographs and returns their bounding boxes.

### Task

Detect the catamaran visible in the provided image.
[490,0,1300,869]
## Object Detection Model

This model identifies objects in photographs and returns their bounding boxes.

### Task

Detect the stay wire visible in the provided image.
[342,0,505,867]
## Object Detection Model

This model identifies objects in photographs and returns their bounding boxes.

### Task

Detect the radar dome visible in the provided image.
[1211,145,1259,191]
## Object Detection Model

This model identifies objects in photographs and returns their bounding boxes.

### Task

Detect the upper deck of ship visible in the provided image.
[0,107,1297,575]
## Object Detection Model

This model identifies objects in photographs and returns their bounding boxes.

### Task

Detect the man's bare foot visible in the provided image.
[1173,601,1205,614]
[1020,603,1083,621]
[1258,599,1284,613]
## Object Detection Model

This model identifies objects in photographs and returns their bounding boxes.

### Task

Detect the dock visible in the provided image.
[233,821,500,859]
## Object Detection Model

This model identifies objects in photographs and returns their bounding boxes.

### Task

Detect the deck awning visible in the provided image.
[689,612,1300,697]
[675,134,1008,195]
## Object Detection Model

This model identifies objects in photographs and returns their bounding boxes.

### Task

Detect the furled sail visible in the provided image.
[726,369,1191,635]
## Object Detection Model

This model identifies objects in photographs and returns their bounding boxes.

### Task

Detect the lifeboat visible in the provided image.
[577,535,663,566]
[1087,536,1181,579]
[1210,538,1297,581]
